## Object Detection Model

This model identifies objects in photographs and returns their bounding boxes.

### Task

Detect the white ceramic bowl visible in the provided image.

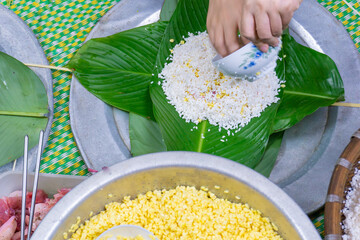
[212,40,281,81]
[0,171,86,198]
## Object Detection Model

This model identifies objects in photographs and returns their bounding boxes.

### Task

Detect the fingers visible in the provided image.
[208,20,241,57]
[255,13,279,48]
[206,0,216,50]
[206,0,300,56]
[254,12,271,40]
[206,0,241,57]
[268,12,283,37]
[280,12,293,30]
[240,10,271,52]
[241,9,280,52]
[240,11,256,42]
[239,36,250,46]
[212,26,228,57]
[207,22,216,54]
[223,24,241,56]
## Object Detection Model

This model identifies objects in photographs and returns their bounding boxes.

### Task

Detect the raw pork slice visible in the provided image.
[0,216,16,240]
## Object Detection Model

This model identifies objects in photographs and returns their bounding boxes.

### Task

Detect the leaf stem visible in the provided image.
[283,90,335,100]
[12,159,17,171]
[331,102,360,108]
[0,111,48,118]
[196,121,207,152]
[24,63,73,72]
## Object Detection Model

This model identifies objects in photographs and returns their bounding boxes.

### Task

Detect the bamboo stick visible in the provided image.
[24,63,73,72]
[0,111,48,118]
[12,159,17,171]
[331,102,360,108]
[18,63,360,109]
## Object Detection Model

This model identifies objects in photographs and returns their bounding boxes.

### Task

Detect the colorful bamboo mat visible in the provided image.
[1,0,120,176]
[1,0,359,238]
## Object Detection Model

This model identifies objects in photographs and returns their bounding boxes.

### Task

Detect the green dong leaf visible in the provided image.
[150,0,281,167]
[160,0,180,21]
[129,112,166,156]
[273,34,344,131]
[0,52,48,167]
[150,83,280,168]
[67,22,169,119]
[254,132,284,177]
[155,0,208,75]
[69,0,344,174]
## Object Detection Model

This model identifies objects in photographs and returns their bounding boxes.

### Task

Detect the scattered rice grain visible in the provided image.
[342,167,360,239]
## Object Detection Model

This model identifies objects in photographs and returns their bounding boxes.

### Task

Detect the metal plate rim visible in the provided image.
[0,5,54,173]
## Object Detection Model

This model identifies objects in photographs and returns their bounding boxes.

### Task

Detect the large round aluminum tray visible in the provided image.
[33,152,321,240]
[69,0,360,213]
[0,5,53,174]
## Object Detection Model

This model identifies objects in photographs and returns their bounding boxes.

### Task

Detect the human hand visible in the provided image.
[207,0,302,57]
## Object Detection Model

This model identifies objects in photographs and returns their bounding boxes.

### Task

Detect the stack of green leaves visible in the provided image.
[67,0,344,176]
[0,52,49,167]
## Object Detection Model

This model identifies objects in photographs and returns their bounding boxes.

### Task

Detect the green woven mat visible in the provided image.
[1,0,359,238]
[1,0,120,176]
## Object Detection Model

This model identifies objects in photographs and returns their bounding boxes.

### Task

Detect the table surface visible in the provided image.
[1,0,359,238]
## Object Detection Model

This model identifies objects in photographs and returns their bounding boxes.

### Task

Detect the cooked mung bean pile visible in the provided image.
[69,186,282,240]
[159,32,281,130]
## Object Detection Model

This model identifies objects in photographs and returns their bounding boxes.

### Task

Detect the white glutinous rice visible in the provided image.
[159,32,281,130]
[343,167,360,240]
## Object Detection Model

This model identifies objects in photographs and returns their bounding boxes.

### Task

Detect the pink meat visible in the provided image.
[30,188,71,231]
[1,188,70,239]
[5,191,21,211]
[25,190,48,209]
[34,203,50,219]
[57,188,71,196]
[53,188,70,202]
[11,228,27,240]
[34,190,48,204]
[7,192,20,199]
[31,219,41,233]
[31,203,51,231]
[0,199,12,226]
[13,210,21,232]
[4,199,20,212]
[45,188,70,207]
[10,232,20,240]
[0,216,16,240]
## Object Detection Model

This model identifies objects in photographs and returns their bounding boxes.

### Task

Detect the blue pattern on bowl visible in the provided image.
[212,38,281,81]
[239,44,277,70]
